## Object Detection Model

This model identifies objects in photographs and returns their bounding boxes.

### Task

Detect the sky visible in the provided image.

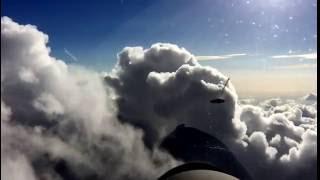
[1,0,317,97]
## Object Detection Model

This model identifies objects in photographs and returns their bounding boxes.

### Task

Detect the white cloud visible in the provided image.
[1,16,178,180]
[248,131,278,160]
[234,96,317,180]
[280,129,317,164]
[1,153,37,180]
[284,136,299,148]
[33,93,65,117]
[1,100,11,122]
[302,93,317,102]
[269,134,281,146]
[240,105,269,134]
[105,43,245,145]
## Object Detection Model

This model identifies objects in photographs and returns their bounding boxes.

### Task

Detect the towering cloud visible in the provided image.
[1,17,178,180]
[1,17,317,180]
[105,43,245,146]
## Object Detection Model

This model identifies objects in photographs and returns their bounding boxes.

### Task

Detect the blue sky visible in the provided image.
[2,0,317,97]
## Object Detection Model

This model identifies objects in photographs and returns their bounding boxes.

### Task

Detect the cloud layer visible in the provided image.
[1,17,317,180]
[234,97,317,179]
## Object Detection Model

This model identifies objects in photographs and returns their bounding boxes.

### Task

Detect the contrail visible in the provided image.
[271,53,317,60]
[64,48,78,61]
[196,53,247,61]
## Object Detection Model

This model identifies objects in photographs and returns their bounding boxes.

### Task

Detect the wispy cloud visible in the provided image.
[273,63,317,70]
[64,48,78,61]
[196,53,247,61]
[271,53,317,60]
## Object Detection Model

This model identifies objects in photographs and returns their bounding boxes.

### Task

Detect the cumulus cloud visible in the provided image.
[269,134,281,146]
[105,43,245,146]
[1,16,178,180]
[303,93,317,102]
[234,97,317,180]
[1,16,317,180]
[239,105,269,134]
[278,129,317,179]
[247,131,278,160]
[239,98,258,105]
